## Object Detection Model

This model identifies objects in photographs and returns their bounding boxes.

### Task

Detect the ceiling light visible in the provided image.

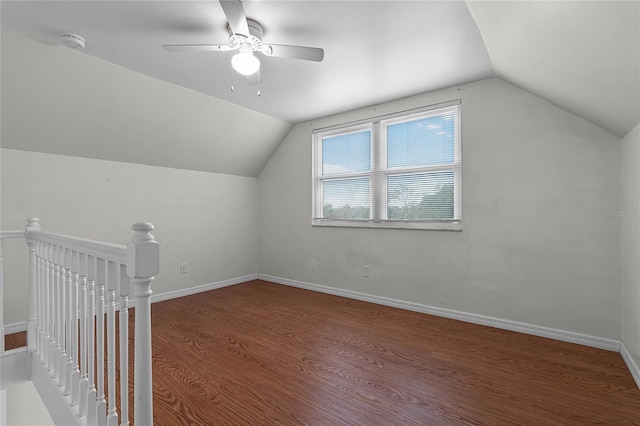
[231,48,260,76]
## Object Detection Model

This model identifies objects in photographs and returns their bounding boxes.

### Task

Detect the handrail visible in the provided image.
[0,230,26,239]
[29,230,126,264]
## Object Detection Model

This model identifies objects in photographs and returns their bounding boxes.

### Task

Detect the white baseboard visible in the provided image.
[3,275,258,330]
[621,342,640,389]
[4,321,27,334]
[4,274,637,390]
[128,274,258,307]
[3,274,622,353]
[258,274,621,352]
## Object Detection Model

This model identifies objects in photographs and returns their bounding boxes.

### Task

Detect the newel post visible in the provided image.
[26,217,41,351]
[127,222,159,425]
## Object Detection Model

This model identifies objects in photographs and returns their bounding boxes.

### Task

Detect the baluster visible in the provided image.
[93,257,107,426]
[51,244,60,375]
[64,248,74,395]
[39,241,47,359]
[106,262,119,426]
[54,245,63,385]
[47,244,55,372]
[40,242,45,362]
[71,250,81,406]
[45,242,53,370]
[86,255,97,420]
[57,244,65,381]
[117,264,129,426]
[34,241,41,355]
[26,217,40,352]
[41,242,48,360]
[36,241,45,358]
[52,244,62,380]
[128,223,159,426]
[57,247,68,388]
[49,243,57,372]
[79,252,89,415]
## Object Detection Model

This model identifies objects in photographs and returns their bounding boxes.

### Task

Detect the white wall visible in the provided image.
[1,148,258,325]
[621,124,640,372]
[258,77,622,340]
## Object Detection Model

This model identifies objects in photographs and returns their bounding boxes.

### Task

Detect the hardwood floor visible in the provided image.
[6,279,640,425]
[4,329,26,350]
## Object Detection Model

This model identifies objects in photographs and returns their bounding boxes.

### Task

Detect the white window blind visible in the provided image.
[313,102,461,230]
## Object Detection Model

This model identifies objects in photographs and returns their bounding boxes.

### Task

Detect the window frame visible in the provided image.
[312,101,462,231]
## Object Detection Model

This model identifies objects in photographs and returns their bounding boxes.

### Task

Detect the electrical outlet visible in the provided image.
[362,265,370,278]
[179,263,187,274]
[310,259,317,271]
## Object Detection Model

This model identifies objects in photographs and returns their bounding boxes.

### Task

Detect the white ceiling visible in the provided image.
[0,0,493,124]
[467,0,639,139]
[0,1,638,178]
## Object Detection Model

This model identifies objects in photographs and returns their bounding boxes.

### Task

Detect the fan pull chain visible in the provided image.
[230,61,235,92]
[257,68,261,97]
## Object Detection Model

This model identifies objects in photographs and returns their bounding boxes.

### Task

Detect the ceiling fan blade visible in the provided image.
[163,44,234,52]
[264,44,325,62]
[219,0,250,37]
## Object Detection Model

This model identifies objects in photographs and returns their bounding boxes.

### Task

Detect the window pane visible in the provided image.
[322,130,371,175]
[387,171,454,219]
[323,177,371,219]
[387,113,455,168]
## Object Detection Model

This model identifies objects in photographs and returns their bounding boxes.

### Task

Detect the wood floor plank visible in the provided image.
[4,330,26,350]
[5,279,640,425]
[146,280,640,425]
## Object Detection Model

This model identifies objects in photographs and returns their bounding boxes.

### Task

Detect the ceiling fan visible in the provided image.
[163,0,325,77]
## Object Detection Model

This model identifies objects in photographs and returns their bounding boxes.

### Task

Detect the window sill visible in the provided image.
[311,219,462,231]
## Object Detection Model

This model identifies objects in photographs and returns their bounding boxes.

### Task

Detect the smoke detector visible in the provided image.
[61,33,85,49]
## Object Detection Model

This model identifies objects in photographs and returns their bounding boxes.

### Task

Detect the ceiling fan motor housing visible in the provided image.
[228,18,265,50]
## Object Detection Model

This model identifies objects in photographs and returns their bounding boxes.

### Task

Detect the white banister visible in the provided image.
[30,231,127,265]
[2,219,157,426]
[127,222,159,426]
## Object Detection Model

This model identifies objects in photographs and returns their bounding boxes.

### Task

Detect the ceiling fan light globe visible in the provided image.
[232,51,260,76]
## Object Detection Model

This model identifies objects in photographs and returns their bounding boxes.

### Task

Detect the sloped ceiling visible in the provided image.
[1,1,638,177]
[1,27,291,177]
[467,0,639,138]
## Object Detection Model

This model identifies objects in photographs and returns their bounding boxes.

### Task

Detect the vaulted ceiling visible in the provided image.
[467,1,639,140]
[1,1,638,177]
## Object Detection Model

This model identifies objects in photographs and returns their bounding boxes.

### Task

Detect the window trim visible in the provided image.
[312,100,462,231]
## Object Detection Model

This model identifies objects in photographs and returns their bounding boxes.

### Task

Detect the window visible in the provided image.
[312,102,461,230]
